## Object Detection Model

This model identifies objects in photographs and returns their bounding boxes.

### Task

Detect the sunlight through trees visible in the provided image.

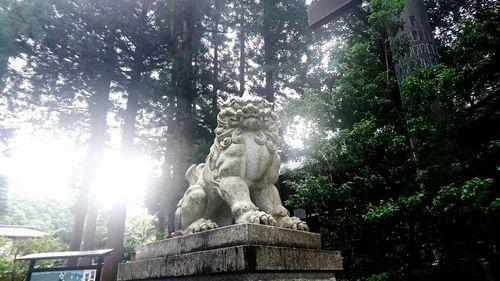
[0,0,499,280]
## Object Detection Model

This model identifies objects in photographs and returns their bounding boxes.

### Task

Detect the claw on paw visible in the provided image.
[277,216,309,231]
[186,218,218,234]
[236,210,276,226]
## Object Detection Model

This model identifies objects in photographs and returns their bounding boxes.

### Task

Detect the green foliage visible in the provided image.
[432,178,493,217]
[283,1,500,280]
[0,190,73,244]
[0,0,498,280]
[426,0,499,45]
[365,272,391,281]
[0,0,45,86]
[368,0,404,34]
[0,236,66,281]
[488,197,500,214]
[363,200,399,222]
[123,214,154,260]
[286,176,336,213]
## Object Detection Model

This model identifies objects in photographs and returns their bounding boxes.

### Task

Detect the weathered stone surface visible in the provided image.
[136,224,321,260]
[118,272,336,281]
[118,245,342,281]
[174,97,308,236]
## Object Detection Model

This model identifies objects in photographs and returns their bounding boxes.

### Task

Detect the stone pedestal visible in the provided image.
[117,224,342,281]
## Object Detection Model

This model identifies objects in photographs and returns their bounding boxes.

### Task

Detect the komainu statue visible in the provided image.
[173,96,308,236]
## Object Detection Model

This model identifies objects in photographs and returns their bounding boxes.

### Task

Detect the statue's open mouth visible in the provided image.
[236,103,266,130]
[240,116,264,130]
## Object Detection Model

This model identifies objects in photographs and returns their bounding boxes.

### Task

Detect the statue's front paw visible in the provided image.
[277,216,309,231]
[187,218,219,234]
[236,210,277,226]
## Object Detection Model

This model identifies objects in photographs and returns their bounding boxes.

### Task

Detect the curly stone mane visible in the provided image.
[206,96,281,171]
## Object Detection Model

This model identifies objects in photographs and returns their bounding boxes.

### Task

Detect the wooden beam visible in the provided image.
[308,0,362,29]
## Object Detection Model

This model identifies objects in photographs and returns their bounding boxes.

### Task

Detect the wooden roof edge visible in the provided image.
[16,249,114,261]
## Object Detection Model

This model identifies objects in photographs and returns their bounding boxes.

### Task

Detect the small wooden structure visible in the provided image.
[0,225,46,240]
[16,249,113,281]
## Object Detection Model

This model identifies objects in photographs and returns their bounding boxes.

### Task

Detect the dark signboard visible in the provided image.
[30,268,98,281]
[16,249,113,281]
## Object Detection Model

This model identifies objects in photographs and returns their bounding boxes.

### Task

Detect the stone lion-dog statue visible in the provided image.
[173,96,308,236]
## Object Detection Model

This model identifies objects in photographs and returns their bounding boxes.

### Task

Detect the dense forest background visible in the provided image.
[0,0,499,281]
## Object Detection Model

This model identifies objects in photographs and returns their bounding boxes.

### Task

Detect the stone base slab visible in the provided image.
[118,245,342,280]
[121,271,337,281]
[135,224,321,260]
[118,224,342,281]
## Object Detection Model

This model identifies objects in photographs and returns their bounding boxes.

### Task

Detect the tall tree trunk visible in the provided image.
[101,66,140,281]
[66,73,111,266]
[0,55,9,90]
[238,0,245,97]
[79,200,98,266]
[212,0,221,111]
[77,37,117,265]
[81,202,98,253]
[262,0,275,104]
[101,199,127,281]
[164,0,198,235]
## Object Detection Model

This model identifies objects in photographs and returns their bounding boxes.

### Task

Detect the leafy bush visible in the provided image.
[0,236,66,281]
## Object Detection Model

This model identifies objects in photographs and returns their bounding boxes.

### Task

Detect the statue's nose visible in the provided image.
[242,104,259,115]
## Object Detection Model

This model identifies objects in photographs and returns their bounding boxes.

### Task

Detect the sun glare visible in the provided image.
[284,116,309,149]
[0,132,80,201]
[0,131,153,207]
[92,153,152,206]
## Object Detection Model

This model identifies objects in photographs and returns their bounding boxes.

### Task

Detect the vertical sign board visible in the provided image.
[16,249,113,281]
[392,0,439,84]
[308,0,362,29]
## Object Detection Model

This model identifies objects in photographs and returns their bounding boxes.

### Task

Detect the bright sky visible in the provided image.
[0,53,159,216]
[0,129,154,213]
[0,67,155,216]
[0,131,80,201]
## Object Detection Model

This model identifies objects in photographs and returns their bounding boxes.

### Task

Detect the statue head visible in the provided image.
[213,96,281,152]
[217,96,278,131]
